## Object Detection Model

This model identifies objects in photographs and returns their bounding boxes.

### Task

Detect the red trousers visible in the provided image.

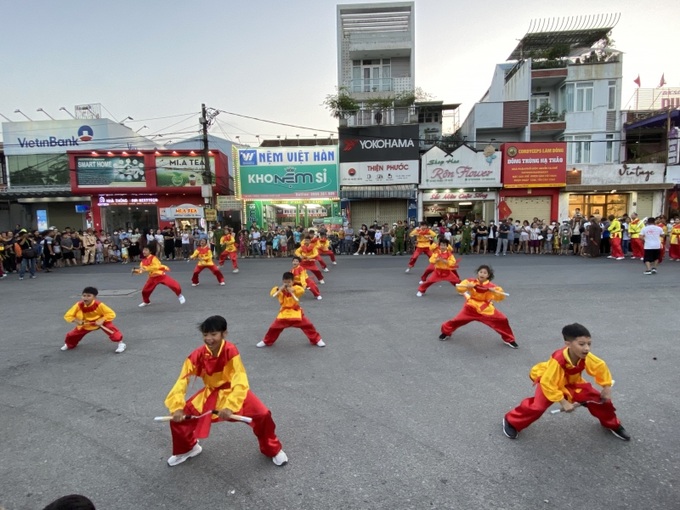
[441,305,515,343]
[142,275,182,304]
[670,242,680,260]
[315,255,328,270]
[64,322,123,349]
[263,315,322,345]
[659,240,665,262]
[418,269,461,293]
[191,265,225,284]
[420,263,434,282]
[408,247,432,268]
[631,238,643,259]
[170,390,282,457]
[318,249,336,263]
[300,260,323,282]
[505,382,621,432]
[218,250,238,269]
[295,281,320,298]
[610,237,623,258]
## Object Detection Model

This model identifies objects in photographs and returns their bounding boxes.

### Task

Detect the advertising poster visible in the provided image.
[502,143,567,188]
[421,145,501,188]
[156,156,215,187]
[75,156,146,187]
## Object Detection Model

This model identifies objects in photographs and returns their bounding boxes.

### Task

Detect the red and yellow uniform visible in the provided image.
[262,285,322,346]
[504,347,621,432]
[165,340,283,457]
[63,300,123,349]
[608,218,623,258]
[316,236,336,264]
[419,241,452,282]
[628,217,644,259]
[440,278,515,344]
[295,243,324,282]
[657,221,667,263]
[190,245,224,285]
[417,249,460,295]
[136,254,183,304]
[292,264,320,298]
[407,227,437,269]
[218,233,239,270]
[669,222,680,260]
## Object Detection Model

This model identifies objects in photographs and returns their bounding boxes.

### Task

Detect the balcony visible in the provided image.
[350,77,394,93]
[343,106,417,127]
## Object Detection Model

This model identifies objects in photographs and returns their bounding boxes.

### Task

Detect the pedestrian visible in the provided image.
[502,323,630,441]
[257,272,325,348]
[15,229,37,279]
[640,217,664,275]
[416,239,460,297]
[607,215,625,260]
[163,315,288,467]
[133,246,186,307]
[439,264,518,348]
[61,286,125,353]
[82,228,97,265]
[495,219,509,256]
[189,238,225,286]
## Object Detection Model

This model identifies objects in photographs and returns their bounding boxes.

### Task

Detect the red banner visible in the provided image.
[501,143,567,188]
[497,200,512,219]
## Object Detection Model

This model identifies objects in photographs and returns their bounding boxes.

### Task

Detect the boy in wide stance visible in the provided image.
[62,286,125,353]
[164,315,288,466]
[503,322,630,441]
[257,272,325,347]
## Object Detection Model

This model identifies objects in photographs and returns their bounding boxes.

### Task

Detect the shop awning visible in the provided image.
[340,185,417,199]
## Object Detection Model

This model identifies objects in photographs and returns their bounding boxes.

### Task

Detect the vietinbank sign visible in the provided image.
[16,124,93,149]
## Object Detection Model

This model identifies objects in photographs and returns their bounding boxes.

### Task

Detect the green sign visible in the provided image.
[238,147,338,199]
[156,156,215,187]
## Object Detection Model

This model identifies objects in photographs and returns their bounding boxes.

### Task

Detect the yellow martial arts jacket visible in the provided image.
[410,227,437,248]
[190,246,215,266]
[139,254,169,277]
[456,278,506,316]
[64,300,116,331]
[608,219,622,238]
[219,234,237,253]
[628,219,643,239]
[270,285,305,319]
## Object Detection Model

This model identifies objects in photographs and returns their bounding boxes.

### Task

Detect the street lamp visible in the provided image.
[36,108,55,120]
[59,107,76,119]
[136,125,148,133]
[14,109,33,121]
[120,116,133,125]
[0,112,13,122]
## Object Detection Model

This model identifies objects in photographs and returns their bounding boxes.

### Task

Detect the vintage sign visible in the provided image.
[571,163,665,185]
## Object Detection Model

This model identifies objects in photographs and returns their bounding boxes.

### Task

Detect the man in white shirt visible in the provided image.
[640,217,664,275]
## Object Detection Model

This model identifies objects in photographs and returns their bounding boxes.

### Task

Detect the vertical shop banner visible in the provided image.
[502,143,567,188]
[156,156,215,187]
[237,146,338,199]
[339,125,419,185]
[75,156,146,187]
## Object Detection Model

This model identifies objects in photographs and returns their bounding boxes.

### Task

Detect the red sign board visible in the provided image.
[501,143,566,188]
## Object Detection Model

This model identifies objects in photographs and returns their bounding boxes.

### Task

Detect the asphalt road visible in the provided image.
[0,252,678,510]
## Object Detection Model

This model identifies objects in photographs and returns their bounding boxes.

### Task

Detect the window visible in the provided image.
[605,134,616,163]
[569,194,628,220]
[418,110,440,123]
[565,135,591,164]
[560,82,593,112]
[351,58,392,92]
[530,92,550,113]
[608,81,617,110]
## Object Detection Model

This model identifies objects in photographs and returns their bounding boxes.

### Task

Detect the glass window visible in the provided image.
[605,134,615,163]
[569,194,628,219]
[575,82,593,112]
[608,81,617,110]
[566,135,591,164]
[530,92,550,113]
[560,84,574,113]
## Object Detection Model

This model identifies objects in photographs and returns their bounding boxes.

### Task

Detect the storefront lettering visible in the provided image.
[429,192,489,200]
[247,168,327,184]
[430,166,493,179]
[386,163,409,171]
[313,150,335,162]
[18,136,79,148]
[97,196,158,206]
[618,165,654,182]
[258,152,284,163]
[167,158,204,166]
[427,158,460,165]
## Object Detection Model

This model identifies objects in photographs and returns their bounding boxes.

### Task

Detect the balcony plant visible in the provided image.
[322,87,359,119]
[532,103,566,123]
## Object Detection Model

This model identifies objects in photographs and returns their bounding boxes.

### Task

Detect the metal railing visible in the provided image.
[350,78,394,93]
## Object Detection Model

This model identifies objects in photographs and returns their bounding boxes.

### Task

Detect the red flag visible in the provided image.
[497,200,512,219]
[659,73,667,88]
[633,75,641,87]
[670,191,679,210]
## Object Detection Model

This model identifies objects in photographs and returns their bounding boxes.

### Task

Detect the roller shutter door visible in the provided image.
[348,200,408,228]
[505,196,551,223]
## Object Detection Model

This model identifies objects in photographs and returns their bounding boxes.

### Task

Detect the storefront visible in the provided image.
[68,149,230,232]
[235,145,339,229]
[420,144,501,224]
[500,142,567,222]
[564,163,670,219]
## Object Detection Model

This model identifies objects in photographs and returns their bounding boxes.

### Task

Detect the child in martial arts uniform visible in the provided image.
[502,322,630,441]
[257,272,325,348]
[439,264,518,348]
[218,227,239,273]
[291,256,322,300]
[316,232,337,267]
[416,239,460,297]
[164,315,288,467]
[62,286,125,353]
[295,237,325,284]
[133,246,186,307]
[190,238,225,286]
[405,221,437,273]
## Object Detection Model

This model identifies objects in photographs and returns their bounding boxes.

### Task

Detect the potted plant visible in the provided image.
[322,87,359,122]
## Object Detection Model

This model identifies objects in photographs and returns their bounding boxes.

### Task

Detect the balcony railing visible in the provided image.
[350,78,393,93]
[342,106,418,127]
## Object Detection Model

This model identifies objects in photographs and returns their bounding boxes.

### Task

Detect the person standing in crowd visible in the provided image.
[133,246,186,307]
[495,219,509,256]
[82,228,97,265]
[607,215,624,260]
[42,228,56,272]
[154,229,165,259]
[475,221,489,254]
[587,216,602,258]
[393,220,406,256]
[570,210,584,256]
[189,238,225,286]
[60,231,76,266]
[354,224,369,255]
[640,217,664,275]
[163,226,176,260]
[16,229,37,280]
[668,217,680,261]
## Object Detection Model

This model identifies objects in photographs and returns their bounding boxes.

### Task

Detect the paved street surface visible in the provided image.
[0,253,678,510]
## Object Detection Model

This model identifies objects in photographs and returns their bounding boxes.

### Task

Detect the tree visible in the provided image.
[322,87,359,119]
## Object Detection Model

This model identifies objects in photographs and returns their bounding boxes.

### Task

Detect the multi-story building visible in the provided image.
[457,15,669,222]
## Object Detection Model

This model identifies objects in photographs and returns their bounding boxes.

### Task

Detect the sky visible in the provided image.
[0,0,676,146]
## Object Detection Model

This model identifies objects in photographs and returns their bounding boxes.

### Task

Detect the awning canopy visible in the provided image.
[625,109,680,131]
[0,187,74,200]
[340,185,416,199]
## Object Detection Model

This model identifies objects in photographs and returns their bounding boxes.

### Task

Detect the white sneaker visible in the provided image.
[115,342,126,354]
[167,442,202,467]
[353,252,359,256]
[256,341,268,348]
[178,295,186,304]
[616,257,625,260]
[418,280,424,284]
[405,267,410,273]
[60,344,69,351]
[191,283,199,287]
[138,302,149,308]
[416,291,423,297]
[272,450,288,466]
[317,295,323,300]
[332,261,337,265]
[319,280,325,284]
[219,282,225,286]
[316,339,326,347]
[607,256,614,259]
[233,268,239,273]
[323,268,329,272]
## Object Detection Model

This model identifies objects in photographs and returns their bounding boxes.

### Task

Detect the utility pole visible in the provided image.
[199,103,219,231]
